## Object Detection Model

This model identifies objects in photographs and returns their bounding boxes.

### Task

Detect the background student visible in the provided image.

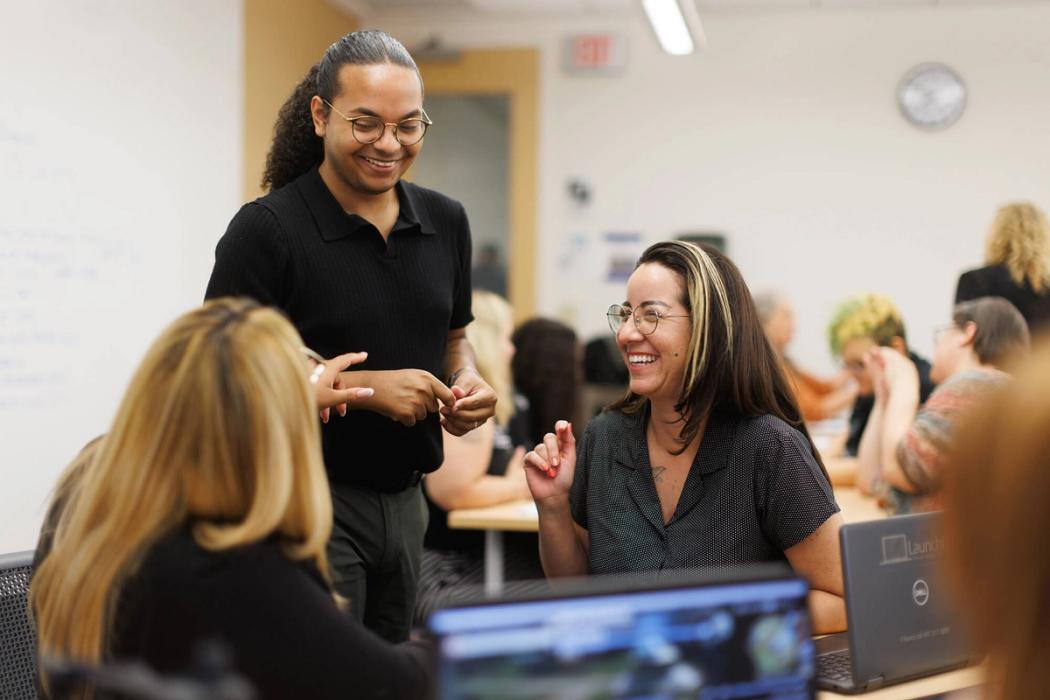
[827,293,936,456]
[857,296,1029,513]
[756,290,857,424]
[956,201,1050,335]
[511,317,584,445]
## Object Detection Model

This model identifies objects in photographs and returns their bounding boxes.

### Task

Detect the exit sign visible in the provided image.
[564,34,627,75]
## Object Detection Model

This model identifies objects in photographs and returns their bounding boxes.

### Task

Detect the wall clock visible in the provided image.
[897,63,967,131]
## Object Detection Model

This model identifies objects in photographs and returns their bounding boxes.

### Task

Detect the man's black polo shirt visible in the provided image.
[205,167,473,491]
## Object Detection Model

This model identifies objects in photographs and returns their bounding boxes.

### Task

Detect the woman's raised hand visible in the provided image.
[523,420,576,503]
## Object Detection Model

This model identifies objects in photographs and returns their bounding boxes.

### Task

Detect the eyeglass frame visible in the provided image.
[606,304,690,336]
[301,346,327,385]
[320,98,433,146]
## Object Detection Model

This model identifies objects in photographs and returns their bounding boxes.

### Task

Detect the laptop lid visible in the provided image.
[841,512,972,689]
[428,567,816,699]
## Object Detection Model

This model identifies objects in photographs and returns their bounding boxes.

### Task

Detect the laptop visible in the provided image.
[815,513,975,694]
[427,566,817,699]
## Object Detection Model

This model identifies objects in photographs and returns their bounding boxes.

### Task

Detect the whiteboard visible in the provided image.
[0,0,243,552]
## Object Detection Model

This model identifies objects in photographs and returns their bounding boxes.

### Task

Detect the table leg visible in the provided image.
[484,529,504,597]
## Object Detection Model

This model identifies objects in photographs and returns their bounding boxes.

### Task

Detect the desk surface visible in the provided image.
[448,486,885,532]
[818,666,983,699]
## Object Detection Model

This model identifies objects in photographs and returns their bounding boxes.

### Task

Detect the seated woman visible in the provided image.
[755,290,856,424]
[856,296,1029,514]
[944,340,1050,700]
[511,317,583,446]
[417,291,538,621]
[30,298,431,699]
[522,241,846,634]
[956,201,1050,335]
[827,293,936,456]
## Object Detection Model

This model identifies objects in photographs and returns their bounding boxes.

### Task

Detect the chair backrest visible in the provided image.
[0,550,38,699]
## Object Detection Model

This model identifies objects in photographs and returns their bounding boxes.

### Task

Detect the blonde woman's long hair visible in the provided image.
[30,298,334,671]
[466,290,515,425]
[984,201,1050,293]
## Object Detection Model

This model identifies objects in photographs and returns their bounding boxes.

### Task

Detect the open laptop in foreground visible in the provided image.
[815,512,976,694]
[428,566,817,699]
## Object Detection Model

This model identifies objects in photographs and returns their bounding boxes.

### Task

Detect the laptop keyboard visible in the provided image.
[817,651,854,684]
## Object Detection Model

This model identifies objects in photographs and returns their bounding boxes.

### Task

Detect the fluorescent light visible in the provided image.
[642,0,694,56]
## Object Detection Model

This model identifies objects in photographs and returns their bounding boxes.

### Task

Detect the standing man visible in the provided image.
[205,30,496,643]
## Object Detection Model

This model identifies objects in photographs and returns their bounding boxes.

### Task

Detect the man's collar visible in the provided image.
[296,168,436,242]
[396,180,437,236]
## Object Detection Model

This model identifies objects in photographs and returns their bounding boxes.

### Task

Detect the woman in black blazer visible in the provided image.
[956,201,1050,333]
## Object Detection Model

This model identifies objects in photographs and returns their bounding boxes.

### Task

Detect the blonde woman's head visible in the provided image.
[985,202,1050,293]
[31,298,333,669]
[466,290,515,424]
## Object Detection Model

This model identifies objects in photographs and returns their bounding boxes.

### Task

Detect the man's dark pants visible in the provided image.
[327,478,428,643]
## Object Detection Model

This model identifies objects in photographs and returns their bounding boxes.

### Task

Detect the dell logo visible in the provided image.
[912,578,930,606]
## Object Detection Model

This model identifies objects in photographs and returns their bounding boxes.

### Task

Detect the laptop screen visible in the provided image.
[428,576,815,699]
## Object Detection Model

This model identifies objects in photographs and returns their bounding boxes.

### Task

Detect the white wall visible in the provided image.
[0,1,243,552]
[371,3,1050,373]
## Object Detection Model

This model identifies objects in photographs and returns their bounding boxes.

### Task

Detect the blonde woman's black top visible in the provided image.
[110,528,432,699]
[955,264,1050,332]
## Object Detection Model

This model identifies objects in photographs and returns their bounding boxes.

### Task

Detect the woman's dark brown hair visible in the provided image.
[613,241,827,480]
[511,318,582,444]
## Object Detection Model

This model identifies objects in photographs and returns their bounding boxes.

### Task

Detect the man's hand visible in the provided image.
[440,367,497,437]
[348,369,456,427]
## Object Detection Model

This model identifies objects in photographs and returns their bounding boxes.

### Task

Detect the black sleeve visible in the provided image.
[954,270,982,305]
[569,422,595,529]
[204,203,291,308]
[449,201,474,330]
[197,555,433,699]
[754,424,840,552]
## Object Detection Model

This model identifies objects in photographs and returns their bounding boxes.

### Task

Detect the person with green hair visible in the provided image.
[827,293,935,456]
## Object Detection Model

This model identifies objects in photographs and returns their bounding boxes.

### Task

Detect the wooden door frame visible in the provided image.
[417,48,538,320]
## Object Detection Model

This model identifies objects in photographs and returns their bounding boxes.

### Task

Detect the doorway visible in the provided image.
[410,94,510,298]
[414,48,538,319]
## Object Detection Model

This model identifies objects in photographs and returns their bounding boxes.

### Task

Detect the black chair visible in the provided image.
[1,550,37,699]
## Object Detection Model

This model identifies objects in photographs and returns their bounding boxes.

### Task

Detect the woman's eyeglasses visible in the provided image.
[606,304,689,336]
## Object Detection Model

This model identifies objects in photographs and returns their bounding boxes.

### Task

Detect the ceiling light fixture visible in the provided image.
[642,0,694,56]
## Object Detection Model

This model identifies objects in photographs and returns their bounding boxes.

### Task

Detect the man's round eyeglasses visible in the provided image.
[322,98,433,146]
[607,304,689,336]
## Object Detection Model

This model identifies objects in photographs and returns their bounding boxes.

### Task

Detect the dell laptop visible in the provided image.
[815,512,975,694]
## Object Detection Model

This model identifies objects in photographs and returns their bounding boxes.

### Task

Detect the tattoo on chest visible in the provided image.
[652,465,667,483]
